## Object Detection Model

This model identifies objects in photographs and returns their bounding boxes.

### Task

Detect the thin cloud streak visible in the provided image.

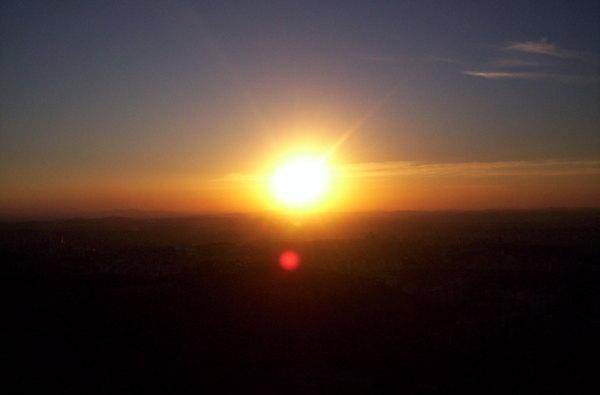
[341,160,600,179]
[504,40,578,58]
[215,160,600,185]
[427,56,463,65]
[344,160,600,178]
[464,70,599,83]
[463,71,549,80]
[463,40,598,83]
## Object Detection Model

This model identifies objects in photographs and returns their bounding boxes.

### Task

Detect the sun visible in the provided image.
[270,155,331,209]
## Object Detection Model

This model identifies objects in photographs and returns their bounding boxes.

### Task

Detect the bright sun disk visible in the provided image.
[270,155,331,208]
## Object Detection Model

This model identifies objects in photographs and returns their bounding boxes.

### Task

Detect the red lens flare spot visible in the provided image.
[279,250,300,271]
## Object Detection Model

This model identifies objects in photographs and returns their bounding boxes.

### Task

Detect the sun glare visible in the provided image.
[270,155,331,209]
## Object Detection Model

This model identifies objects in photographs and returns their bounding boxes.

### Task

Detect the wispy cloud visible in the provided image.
[504,40,579,58]
[464,70,599,83]
[360,54,462,66]
[215,160,600,185]
[463,39,598,83]
[463,71,549,80]
[426,56,462,65]
[341,160,600,179]
[211,172,260,184]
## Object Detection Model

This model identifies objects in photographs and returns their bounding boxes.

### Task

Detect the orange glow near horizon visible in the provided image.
[1,155,599,218]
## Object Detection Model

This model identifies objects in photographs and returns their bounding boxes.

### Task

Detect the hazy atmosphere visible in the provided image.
[2,1,599,217]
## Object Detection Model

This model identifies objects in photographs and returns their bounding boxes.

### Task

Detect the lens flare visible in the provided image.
[279,250,300,271]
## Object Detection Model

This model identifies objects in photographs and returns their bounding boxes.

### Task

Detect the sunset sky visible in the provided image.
[1,1,599,217]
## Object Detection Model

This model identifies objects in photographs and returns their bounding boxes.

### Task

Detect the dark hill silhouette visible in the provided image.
[3,209,599,393]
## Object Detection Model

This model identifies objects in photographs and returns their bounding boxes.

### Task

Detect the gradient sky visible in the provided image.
[1,1,599,216]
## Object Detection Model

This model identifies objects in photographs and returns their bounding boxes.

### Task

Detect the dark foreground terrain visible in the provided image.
[2,210,599,393]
